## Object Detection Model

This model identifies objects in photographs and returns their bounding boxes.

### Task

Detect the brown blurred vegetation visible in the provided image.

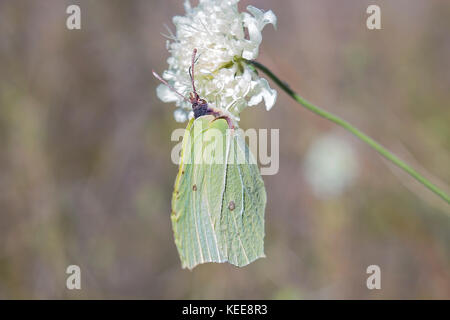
[0,0,449,299]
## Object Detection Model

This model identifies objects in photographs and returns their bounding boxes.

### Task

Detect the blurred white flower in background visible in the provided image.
[156,0,277,123]
[303,133,359,199]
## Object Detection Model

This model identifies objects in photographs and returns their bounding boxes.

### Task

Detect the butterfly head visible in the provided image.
[190,92,207,106]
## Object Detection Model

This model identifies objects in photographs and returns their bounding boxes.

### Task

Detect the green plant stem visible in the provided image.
[248,59,450,204]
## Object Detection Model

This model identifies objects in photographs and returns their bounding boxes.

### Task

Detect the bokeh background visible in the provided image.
[0,0,449,299]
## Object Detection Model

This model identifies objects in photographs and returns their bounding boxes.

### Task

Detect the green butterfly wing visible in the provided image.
[171,115,266,269]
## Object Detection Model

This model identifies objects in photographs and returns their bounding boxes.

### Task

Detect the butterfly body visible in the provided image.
[189,92,209,118]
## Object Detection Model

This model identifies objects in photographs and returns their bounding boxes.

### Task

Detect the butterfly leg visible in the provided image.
[207,109,235,129]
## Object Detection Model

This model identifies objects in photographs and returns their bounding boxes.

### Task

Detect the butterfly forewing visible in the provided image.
[171,116,266,269]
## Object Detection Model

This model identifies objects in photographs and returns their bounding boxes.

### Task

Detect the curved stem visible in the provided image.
[248,59,450,204]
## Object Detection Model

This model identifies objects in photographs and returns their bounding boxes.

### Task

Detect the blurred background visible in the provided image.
[0,0,449,299]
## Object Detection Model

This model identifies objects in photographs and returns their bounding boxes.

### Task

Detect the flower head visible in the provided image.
[156,0,277,123]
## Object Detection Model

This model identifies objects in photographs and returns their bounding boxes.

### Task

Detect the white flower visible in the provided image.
[156,0,277,123]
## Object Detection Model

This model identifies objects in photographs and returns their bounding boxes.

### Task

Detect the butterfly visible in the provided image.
[153,49,266,269]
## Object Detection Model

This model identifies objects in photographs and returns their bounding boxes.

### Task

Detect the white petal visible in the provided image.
[247,6,277,30]
[242,49,256,61]
[248,78,277,110]
[173,108,189,122]
[156,83,180,103]
[183,0,191,12]
[242,7,277,60]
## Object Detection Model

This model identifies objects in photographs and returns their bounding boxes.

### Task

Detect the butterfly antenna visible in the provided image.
[190,48,198,96]
[152,70,189,102]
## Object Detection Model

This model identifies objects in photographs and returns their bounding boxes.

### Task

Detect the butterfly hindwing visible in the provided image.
[171,116,266,269]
